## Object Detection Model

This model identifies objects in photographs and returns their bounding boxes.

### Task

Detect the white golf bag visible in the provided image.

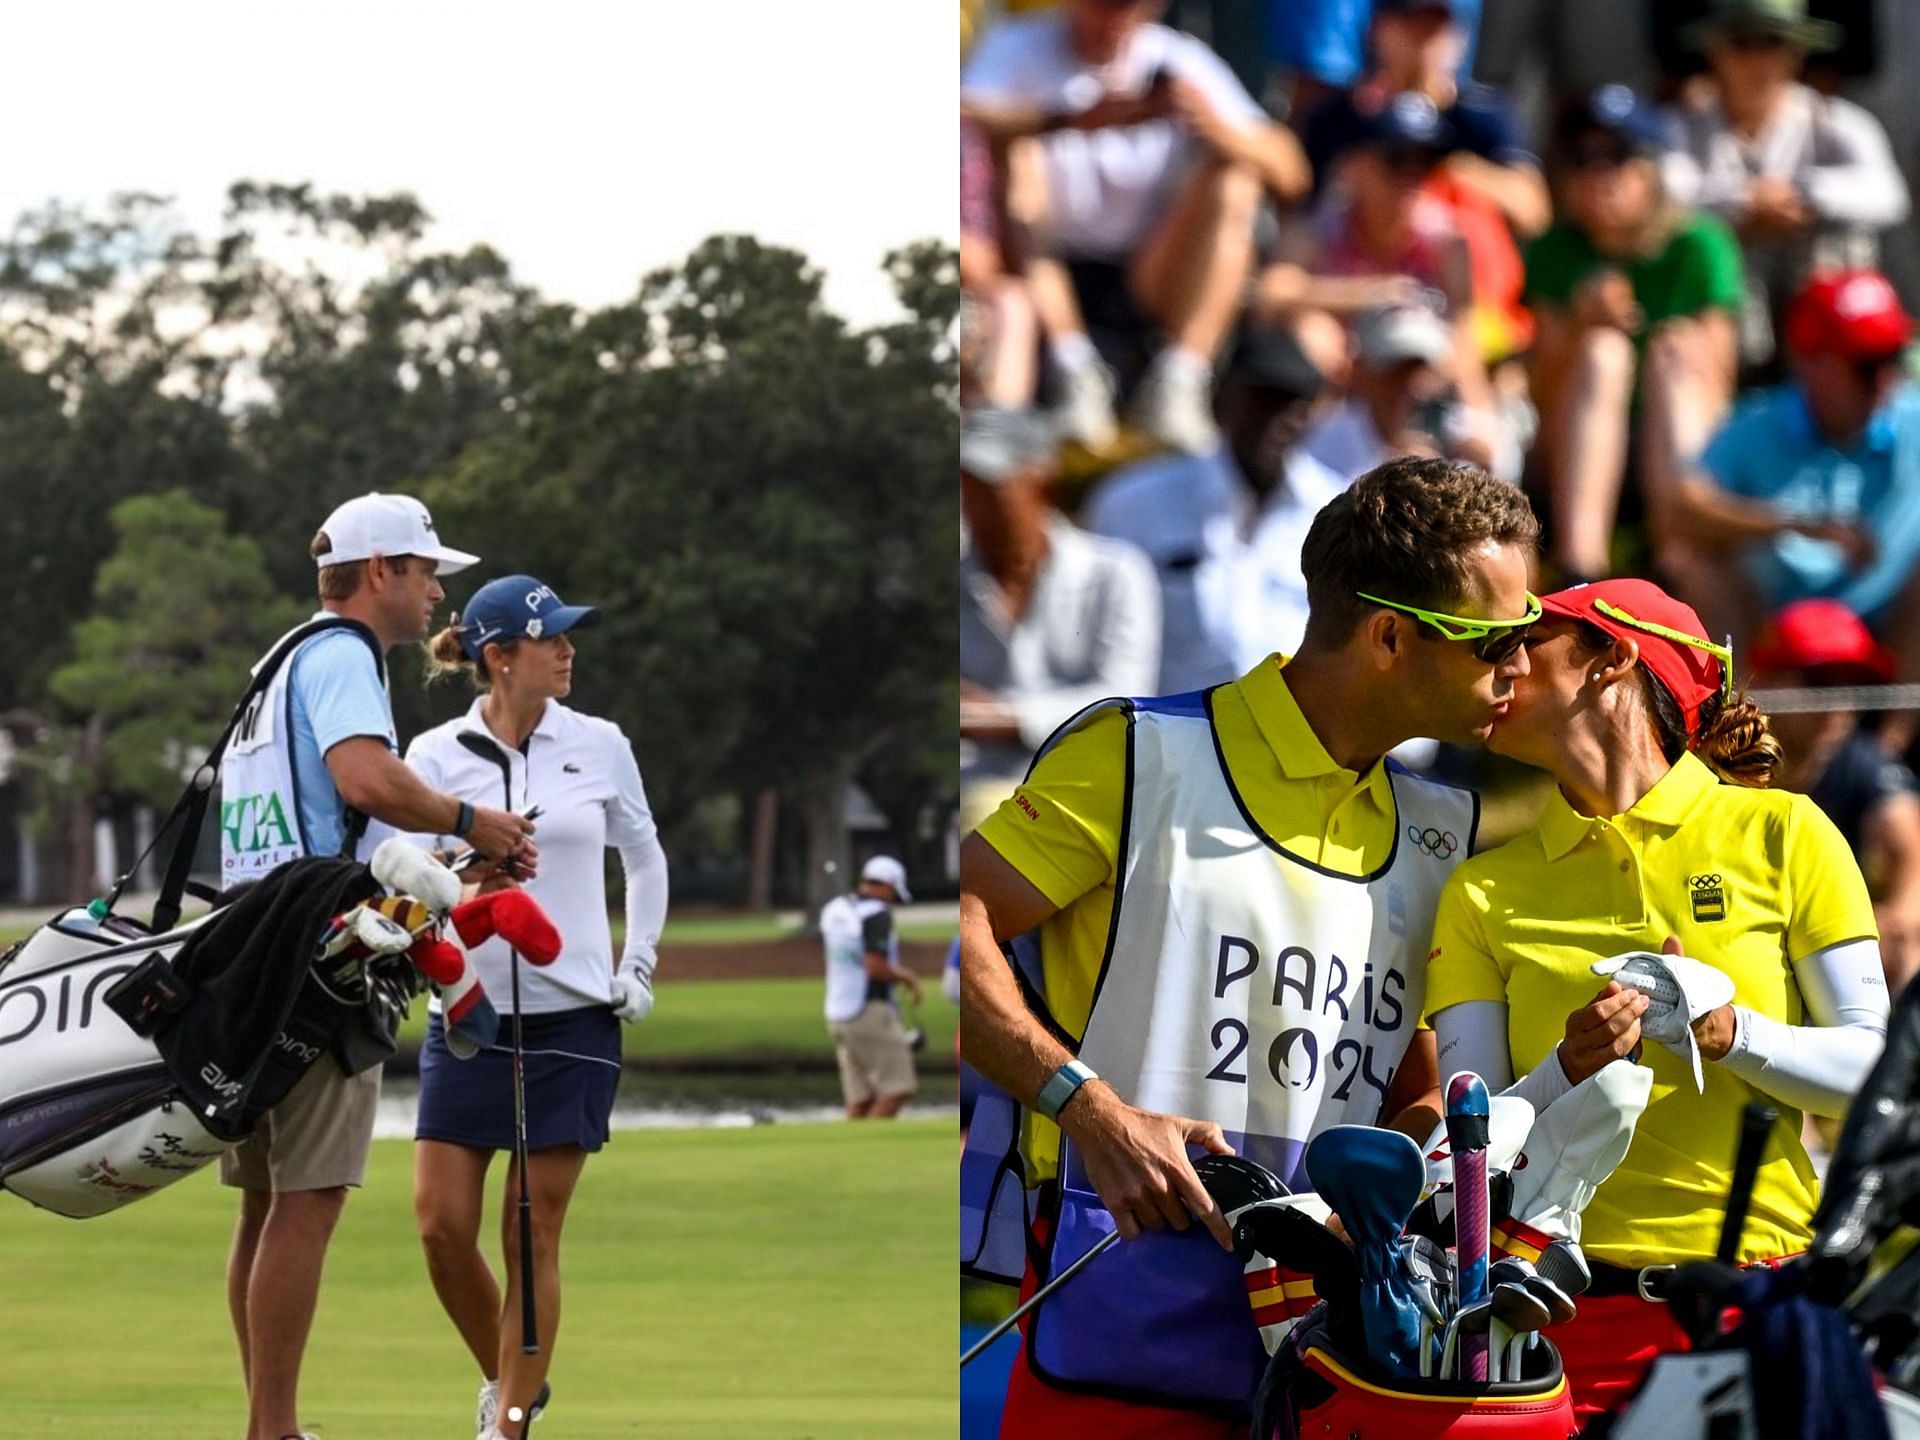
[0,908,234,1218]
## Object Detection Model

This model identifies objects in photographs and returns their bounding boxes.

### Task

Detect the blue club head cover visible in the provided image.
[1305,1125,1428,1377]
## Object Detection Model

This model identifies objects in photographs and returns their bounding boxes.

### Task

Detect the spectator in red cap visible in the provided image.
[1426,575,1891,1419]
[1667,268,1920,669]
[1753,598,1920,992]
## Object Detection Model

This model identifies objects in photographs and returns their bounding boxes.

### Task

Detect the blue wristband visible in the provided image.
[453,801,475,838]
[1036,1059,1097,1122]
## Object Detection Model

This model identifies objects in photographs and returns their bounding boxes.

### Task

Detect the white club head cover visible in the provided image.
[1421,1094,1537,1201]
[1592,951,1736,1092]
[1505,1060,1654,1245]
[369,837,462,915]
[351,906,415,956]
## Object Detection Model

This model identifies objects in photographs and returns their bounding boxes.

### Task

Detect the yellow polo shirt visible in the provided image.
[1427,752,1876,1266]
[975,655,1403,1177]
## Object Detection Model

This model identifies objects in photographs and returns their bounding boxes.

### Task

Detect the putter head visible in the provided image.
[905,1026,928,1052]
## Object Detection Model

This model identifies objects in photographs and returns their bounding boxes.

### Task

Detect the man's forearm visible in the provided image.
[958,892,1077,1107]
[340,750,461,835]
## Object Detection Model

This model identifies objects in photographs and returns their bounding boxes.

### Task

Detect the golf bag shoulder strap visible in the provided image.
[110,616,383,933]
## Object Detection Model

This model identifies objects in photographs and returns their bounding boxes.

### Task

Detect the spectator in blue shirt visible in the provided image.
[1668,269,1920,669]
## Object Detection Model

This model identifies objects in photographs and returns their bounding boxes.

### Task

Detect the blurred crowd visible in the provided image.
[958,0,1920,991]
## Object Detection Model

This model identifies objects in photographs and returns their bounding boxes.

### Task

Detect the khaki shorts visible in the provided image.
[829,1001,918,1107]
[218,1060,381,1192]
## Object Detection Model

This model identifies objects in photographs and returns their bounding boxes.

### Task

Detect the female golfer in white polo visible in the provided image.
[407,574,668,1440]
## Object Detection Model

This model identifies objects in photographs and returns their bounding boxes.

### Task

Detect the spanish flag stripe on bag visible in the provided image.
[1491,1215,1554,1264]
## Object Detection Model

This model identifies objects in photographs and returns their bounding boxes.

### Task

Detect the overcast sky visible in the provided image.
[0,1,957,326]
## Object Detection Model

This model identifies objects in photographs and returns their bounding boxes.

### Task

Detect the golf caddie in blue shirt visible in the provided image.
[218,492,536,1440]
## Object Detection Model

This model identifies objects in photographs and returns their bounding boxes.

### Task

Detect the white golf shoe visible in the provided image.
[476,1378,500,1436]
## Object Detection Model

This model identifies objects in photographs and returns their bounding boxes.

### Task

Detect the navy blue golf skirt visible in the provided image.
[417,1006,622,1153]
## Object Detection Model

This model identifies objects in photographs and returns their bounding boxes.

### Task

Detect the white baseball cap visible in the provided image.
[1354,304,1454,369]
[860,855,912,903]
[315,493,479,575]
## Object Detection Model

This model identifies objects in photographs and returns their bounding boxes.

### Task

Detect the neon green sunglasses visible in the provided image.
[1593,597,1735,703]
[1355,590,1543,663]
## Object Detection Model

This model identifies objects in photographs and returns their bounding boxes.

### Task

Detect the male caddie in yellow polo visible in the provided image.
[959,458,1541,1437]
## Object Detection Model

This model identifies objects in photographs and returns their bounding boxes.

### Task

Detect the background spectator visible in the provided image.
[961,0,1310,454]
[1667,270,1920,664]
[1526,84,1741,580]
[961,115,1040,408]
[1297,302,1509,478]
[1083,327,1331,689]
[1752,599,1920,993]
[959,407,1160,818]
[1664,0,1909,373]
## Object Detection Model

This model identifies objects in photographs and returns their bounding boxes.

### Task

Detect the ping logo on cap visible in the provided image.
[1688,872,1726,923]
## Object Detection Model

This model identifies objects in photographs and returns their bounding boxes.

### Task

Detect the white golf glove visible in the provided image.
[1592,950,1736,1092]
[611,955,654,1024]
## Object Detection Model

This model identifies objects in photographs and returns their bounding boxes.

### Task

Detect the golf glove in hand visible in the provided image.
[611,955,654,1023]
[1592,951,1735,1091]
[1505,1060,1654,1245]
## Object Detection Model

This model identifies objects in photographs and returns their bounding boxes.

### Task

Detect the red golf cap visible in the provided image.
[1750,598,1894,684]
[1784,269,1913,363]
[1541,578,1727,740]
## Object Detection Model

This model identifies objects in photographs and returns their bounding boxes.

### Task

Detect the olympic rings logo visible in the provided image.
[1690,874,1723,889]
[1407,826,1458,859]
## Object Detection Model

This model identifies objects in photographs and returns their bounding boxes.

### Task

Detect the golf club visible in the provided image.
[1233,1196,1365,1355]
[1402,1236,1450,1378]
[1534,1238,1592,1297]
[1488,1280,1550,1382]
[1447,1072,1493,1381]
[1441,1296,1493,1381]
[455,729,540,1355]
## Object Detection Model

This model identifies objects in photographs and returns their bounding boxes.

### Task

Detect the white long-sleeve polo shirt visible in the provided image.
[405,697,669,1015]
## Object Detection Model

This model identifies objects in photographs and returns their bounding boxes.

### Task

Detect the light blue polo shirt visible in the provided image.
[287,625,395,857]
[1702,380,1920,620]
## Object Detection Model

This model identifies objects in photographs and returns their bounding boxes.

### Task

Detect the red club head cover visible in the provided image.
[407,934,468,987]
[450,889,561,966]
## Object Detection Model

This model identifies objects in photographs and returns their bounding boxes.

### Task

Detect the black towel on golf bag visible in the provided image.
[152,855,381,1138]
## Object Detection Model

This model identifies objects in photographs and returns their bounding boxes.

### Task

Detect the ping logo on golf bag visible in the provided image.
[1406,826,1458,859]
[0,966,138,1047]
[1688,872,1727,923]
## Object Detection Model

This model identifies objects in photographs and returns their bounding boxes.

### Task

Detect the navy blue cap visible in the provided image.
[1359,92,1453,154]
[1560,85,1667,157]
[459,575,602,659]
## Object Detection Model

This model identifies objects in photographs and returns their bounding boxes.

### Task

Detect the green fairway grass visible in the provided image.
[0,1120,955,1438]
[397,976,959,1065]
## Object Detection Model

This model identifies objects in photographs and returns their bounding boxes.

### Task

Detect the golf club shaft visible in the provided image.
[512,942,538,1354]
[959,1231,1121,1368]
[1717,1102,1776,1265]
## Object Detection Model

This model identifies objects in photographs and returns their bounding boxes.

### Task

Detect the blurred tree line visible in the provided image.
[0,185,957,910]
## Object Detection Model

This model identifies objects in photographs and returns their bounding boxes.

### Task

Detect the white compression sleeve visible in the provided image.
[1431,1001,1576,1114]
[1717,937,1890,1117]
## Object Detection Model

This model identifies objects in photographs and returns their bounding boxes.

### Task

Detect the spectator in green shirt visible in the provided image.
[1526,85,1744,582]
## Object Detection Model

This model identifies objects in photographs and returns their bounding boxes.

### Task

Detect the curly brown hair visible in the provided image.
[1300,457,1540,646]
